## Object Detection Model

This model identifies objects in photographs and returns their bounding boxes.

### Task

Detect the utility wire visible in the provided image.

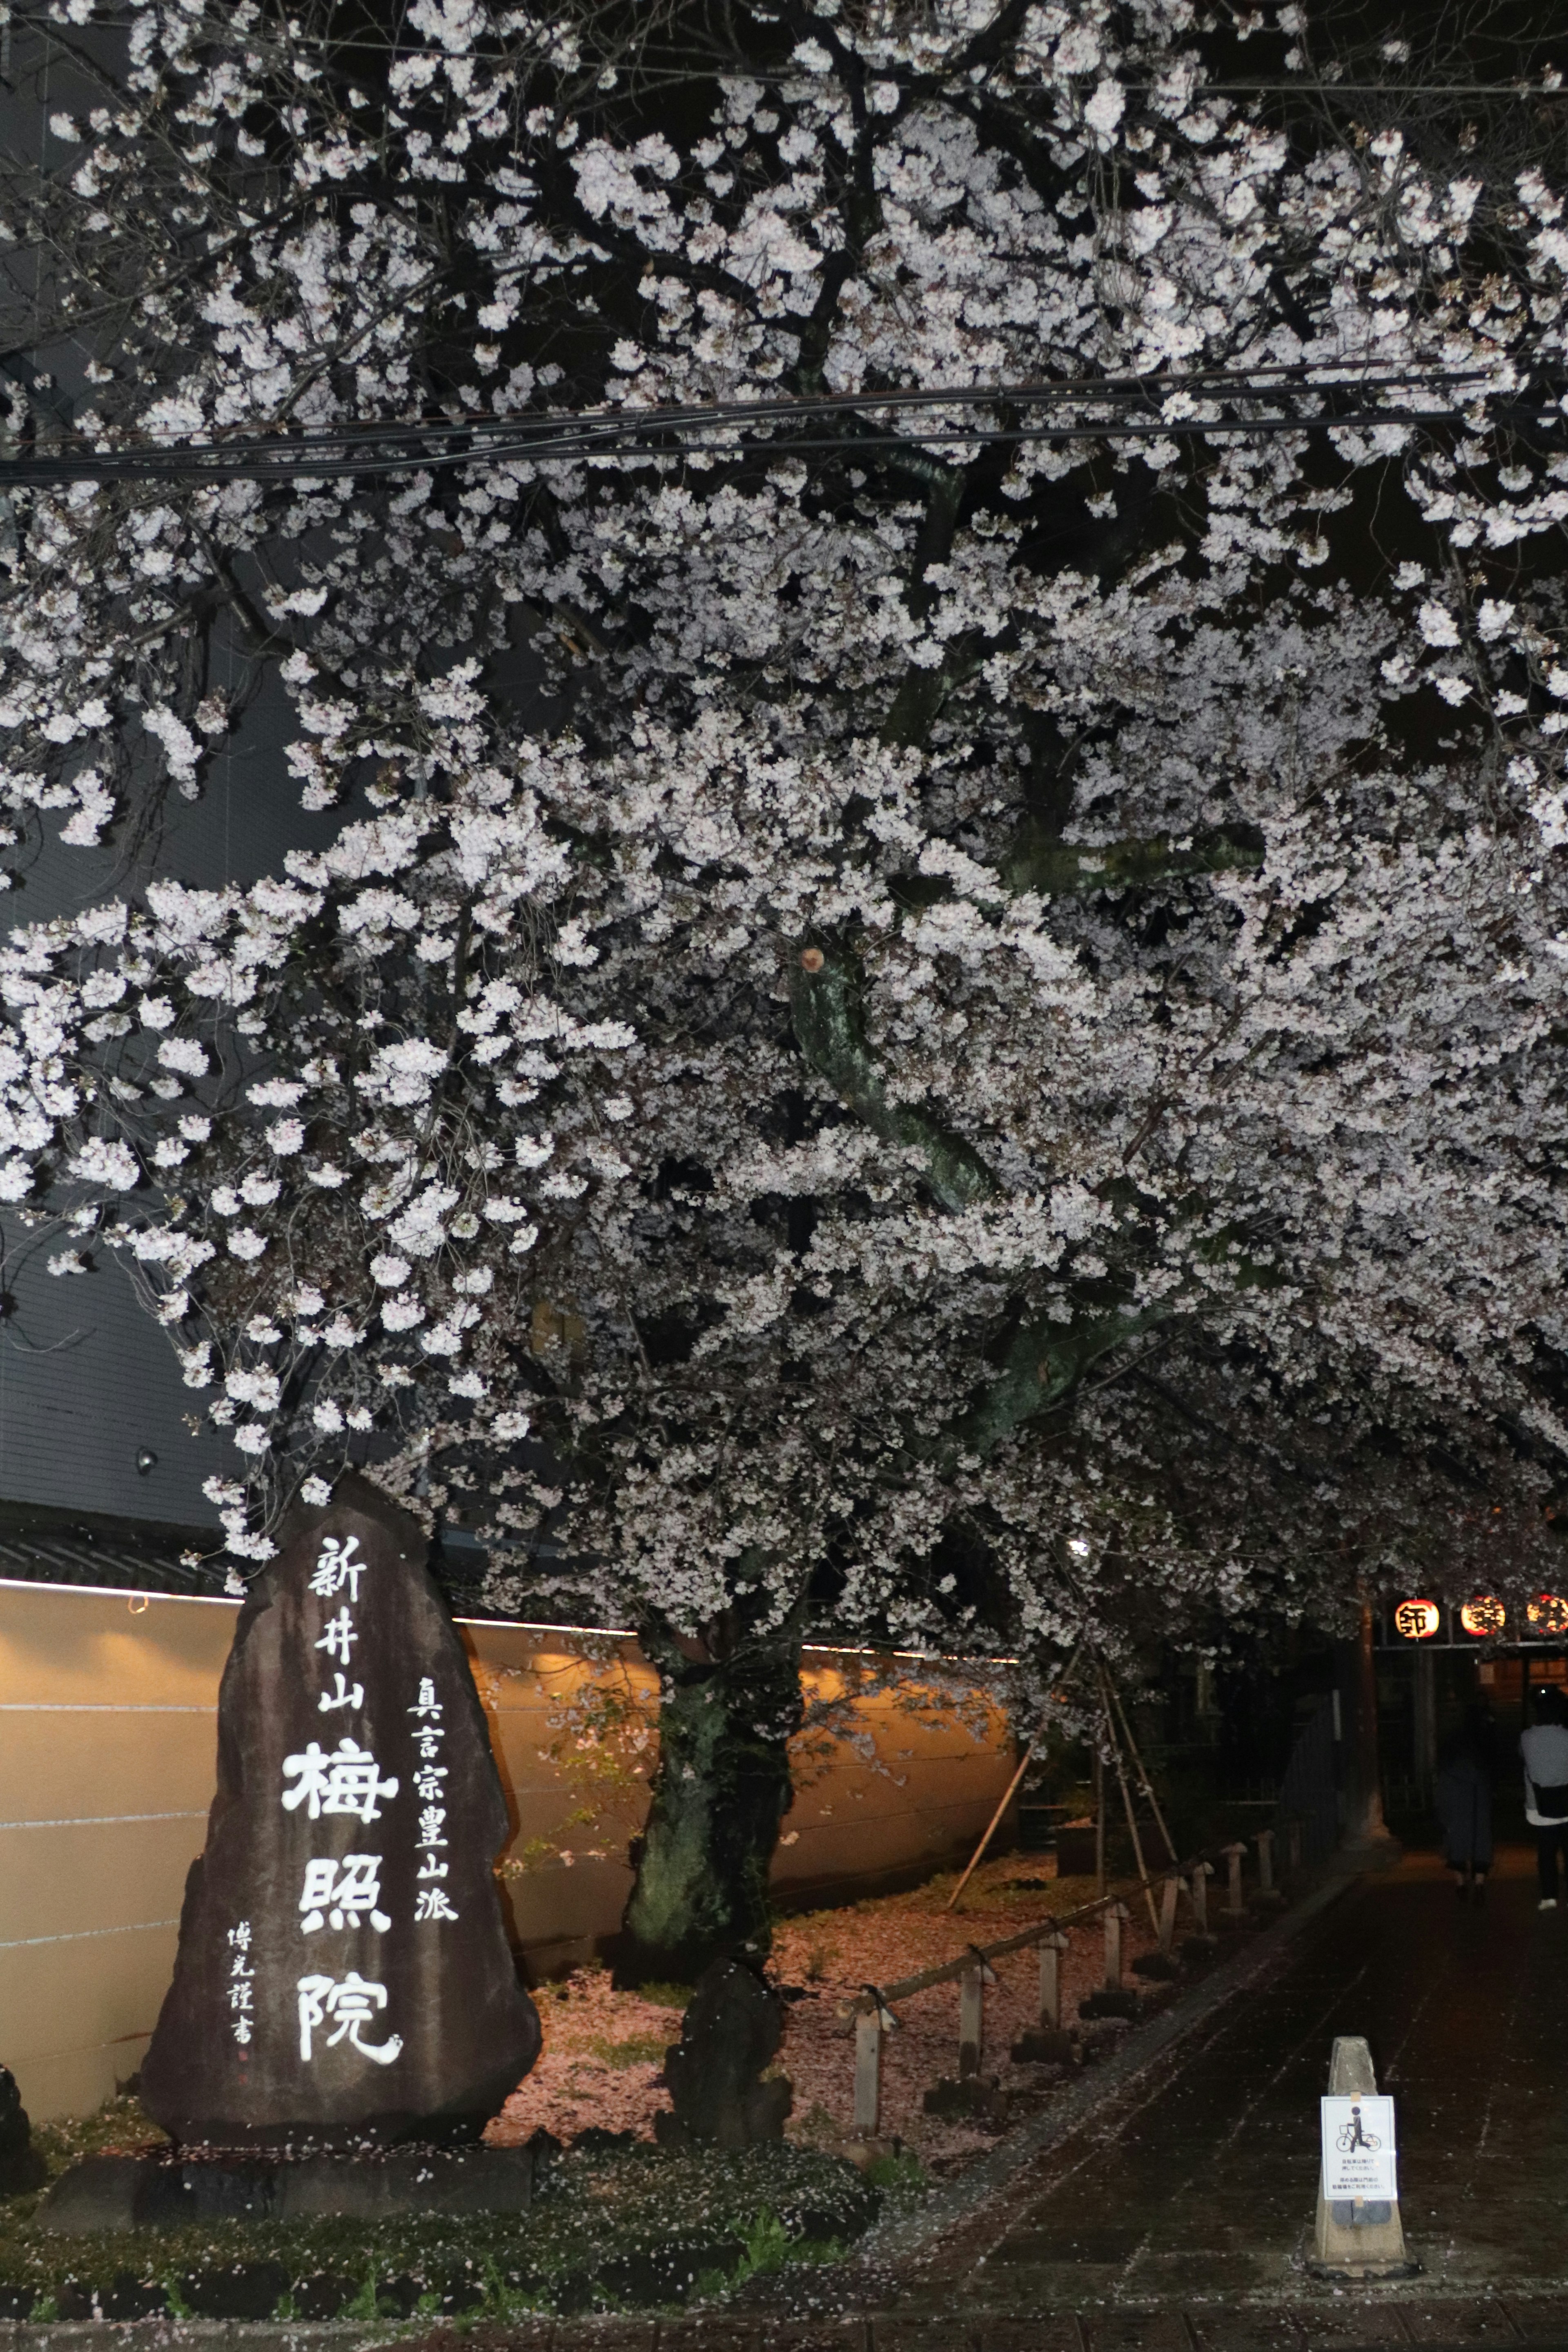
[0,364,1557,487]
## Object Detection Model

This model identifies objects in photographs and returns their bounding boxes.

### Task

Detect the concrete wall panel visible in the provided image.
[0,1583,1013,2120]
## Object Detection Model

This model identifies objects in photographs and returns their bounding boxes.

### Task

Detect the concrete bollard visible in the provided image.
[853,2010,882,2134]
[1038,1928,1069,2029]
[1308,2035,1418,2281]
[1103,1900,1128,1989]
[854,1987,898,2135]
[1189,1860,1213,1935]
[927,1957,1006,2121]
[958,1964,985,2081]
[1157,1872,1180,1956]
[1223,1840,1247,1920]
[1011,1930,1075,2064]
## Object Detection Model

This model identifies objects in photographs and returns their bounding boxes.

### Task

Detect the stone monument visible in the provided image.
[140,1476,540,2148]
[655,1960,793,2152]
[0,2064,39,2194]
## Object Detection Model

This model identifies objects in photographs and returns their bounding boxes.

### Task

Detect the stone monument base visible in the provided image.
[38,2143,534,2235]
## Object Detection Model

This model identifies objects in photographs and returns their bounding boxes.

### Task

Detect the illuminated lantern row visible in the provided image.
[1393,1594,1568,1639]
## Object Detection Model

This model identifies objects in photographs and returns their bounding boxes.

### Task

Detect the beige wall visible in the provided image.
[0,1582,1013,2122]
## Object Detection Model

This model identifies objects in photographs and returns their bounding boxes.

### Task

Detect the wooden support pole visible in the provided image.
[1105,1670,1180,1864]
[1100,1664,1160,1936]
[945,1741,1034,1911]
[1256,1827,1275,1894]
[958,1964,985,2080]
[1103,1900,1127,1989]
[1157,1871,1180,1956]
[853,2010,882,2134]
[1224,1840,1246,1920]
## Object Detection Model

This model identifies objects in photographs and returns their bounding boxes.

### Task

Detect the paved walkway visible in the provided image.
[397,1849,1568,2348]
[852,1844,1568,2335]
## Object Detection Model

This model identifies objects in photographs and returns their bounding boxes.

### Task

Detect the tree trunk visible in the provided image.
[618,1622,804,1986]
[1336,1599,1389,1847]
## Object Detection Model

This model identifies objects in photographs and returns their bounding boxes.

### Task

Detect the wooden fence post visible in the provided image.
[958,1964,985,2080]
[853,2009,882,2134]
[1038,1928,1069,2028]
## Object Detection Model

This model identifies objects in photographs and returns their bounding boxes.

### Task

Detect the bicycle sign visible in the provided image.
[1321,2095,1397,2202]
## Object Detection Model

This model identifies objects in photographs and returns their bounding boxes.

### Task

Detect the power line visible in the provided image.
[0,363,1555,487]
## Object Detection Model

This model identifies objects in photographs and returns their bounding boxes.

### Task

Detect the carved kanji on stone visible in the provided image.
[141,1476,539,2147]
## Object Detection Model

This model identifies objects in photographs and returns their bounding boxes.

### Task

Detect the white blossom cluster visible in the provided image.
[0,0,1564,1674]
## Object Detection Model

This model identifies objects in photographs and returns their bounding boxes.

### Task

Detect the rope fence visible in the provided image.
[848,1821,1300,2133]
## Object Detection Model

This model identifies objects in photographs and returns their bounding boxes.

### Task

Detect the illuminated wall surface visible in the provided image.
[0,1581,1014,2121]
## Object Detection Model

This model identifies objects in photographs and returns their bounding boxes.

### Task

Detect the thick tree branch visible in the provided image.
[1001,821,1265,898]
[936,1303,1174,1470]
[789,944,999,1211]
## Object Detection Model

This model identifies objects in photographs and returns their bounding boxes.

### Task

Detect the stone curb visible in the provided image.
[12,2292,1568,2348]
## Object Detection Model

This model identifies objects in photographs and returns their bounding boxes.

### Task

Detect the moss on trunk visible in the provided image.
[619,1627,804,1986]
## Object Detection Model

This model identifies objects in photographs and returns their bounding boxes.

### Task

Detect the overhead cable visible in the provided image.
[0,363,1556,487]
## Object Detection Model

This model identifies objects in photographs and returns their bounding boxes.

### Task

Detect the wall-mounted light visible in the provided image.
[1461,1596,1507,1637]
[1393,1599,1441,1640]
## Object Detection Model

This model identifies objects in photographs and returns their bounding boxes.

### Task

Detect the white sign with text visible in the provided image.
[1320,2095,1397,2201]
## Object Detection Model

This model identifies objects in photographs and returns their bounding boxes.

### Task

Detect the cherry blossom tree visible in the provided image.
[1,0,1567,1971]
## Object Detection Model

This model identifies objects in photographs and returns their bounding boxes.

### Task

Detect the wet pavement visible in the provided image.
[876,1845,1568,2324]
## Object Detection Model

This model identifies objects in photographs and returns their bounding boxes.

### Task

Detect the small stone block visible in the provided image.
[1131,1953,1178,1980]
[1077,1989,1140,2022]
[35,2156,156,2234]
[1010,2028,1076,2065]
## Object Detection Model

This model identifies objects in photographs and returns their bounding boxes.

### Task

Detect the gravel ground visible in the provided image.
[487,1855,1173,2175]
